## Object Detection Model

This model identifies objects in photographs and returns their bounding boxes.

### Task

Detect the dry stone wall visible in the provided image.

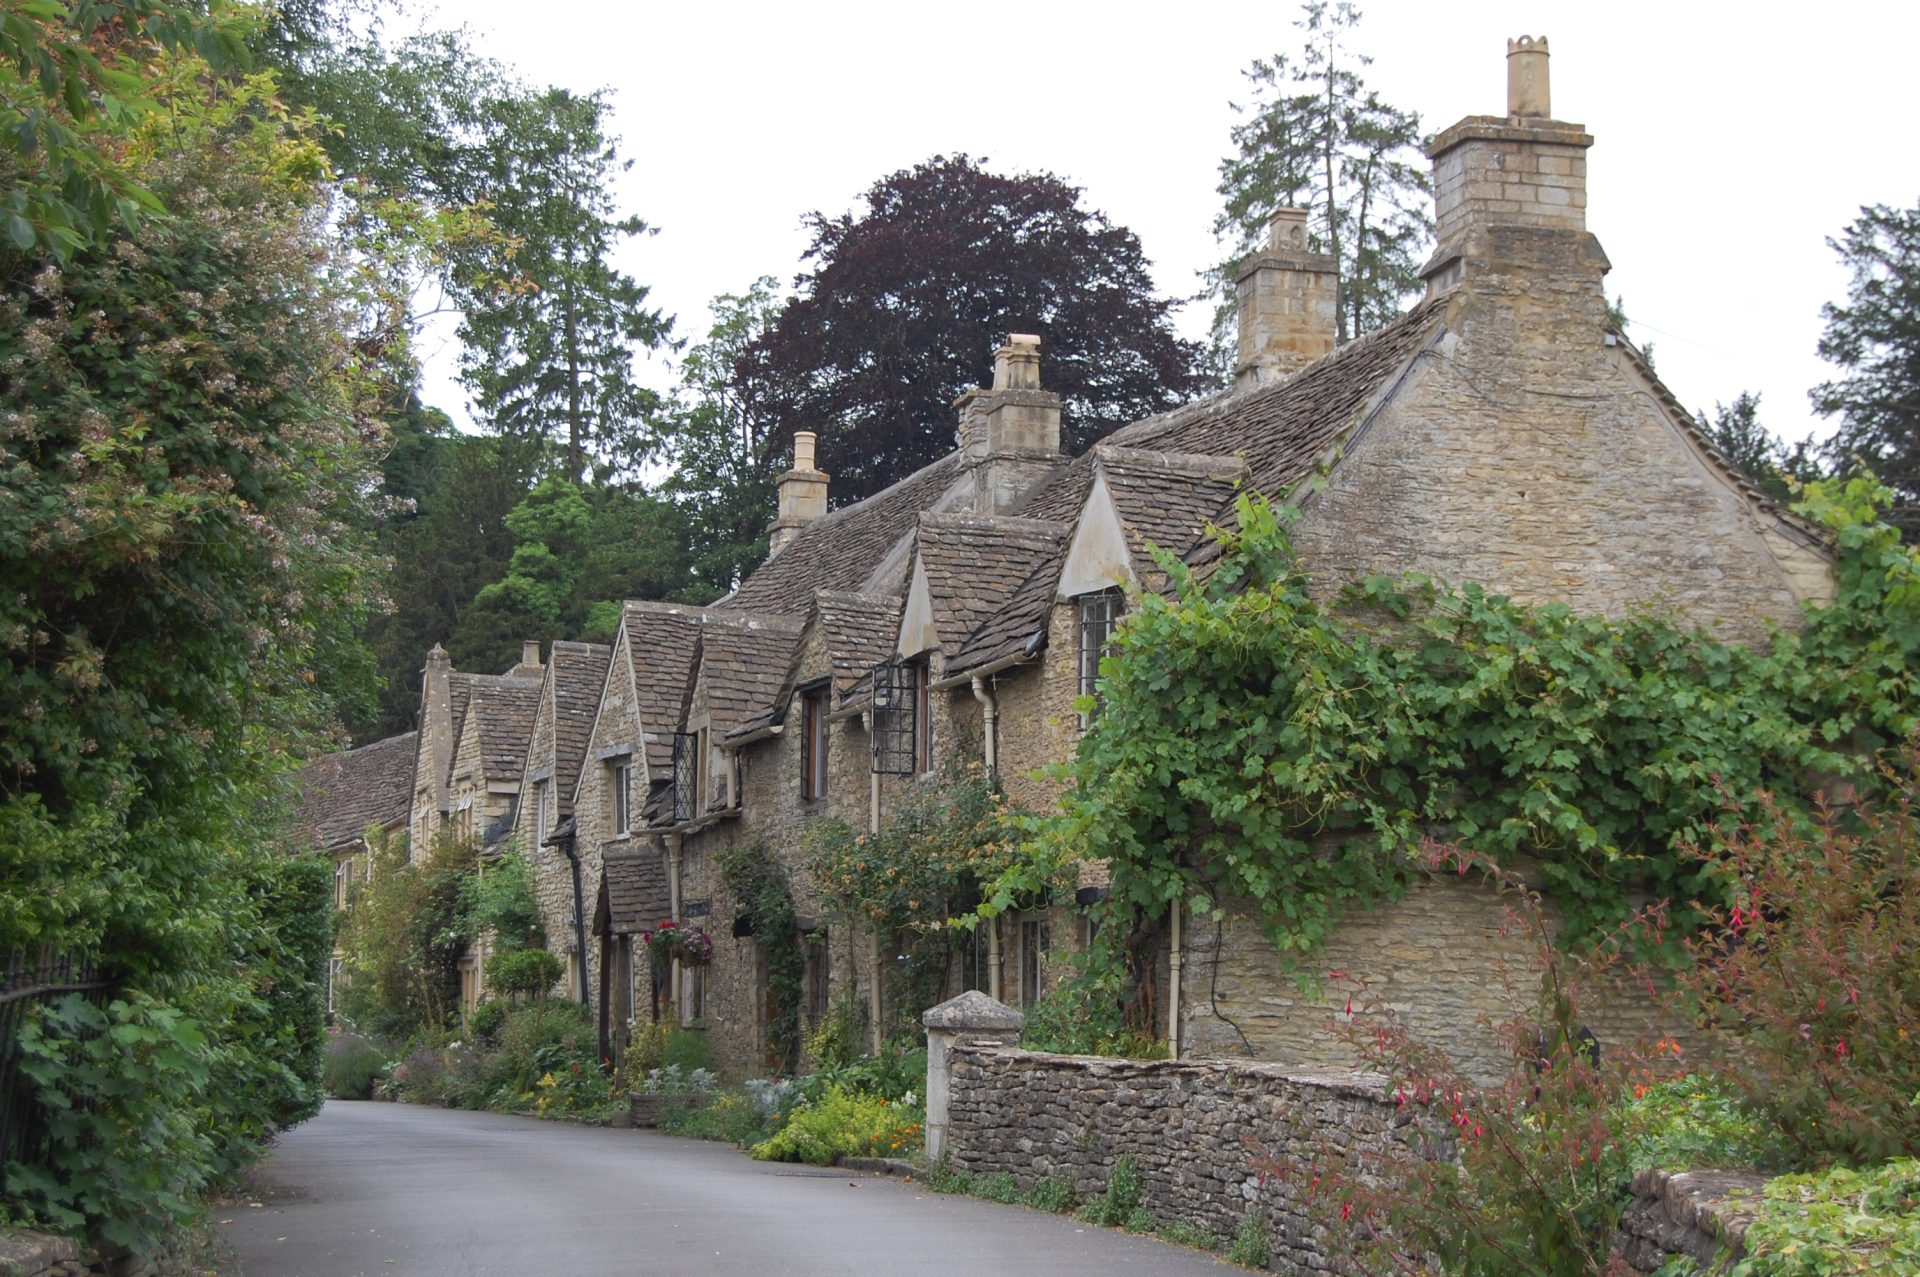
[943,1043,1421,1268]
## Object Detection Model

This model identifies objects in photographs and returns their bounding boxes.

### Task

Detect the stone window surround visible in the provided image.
[1075,588,1124,730]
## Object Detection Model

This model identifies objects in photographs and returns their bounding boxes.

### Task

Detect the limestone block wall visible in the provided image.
[943,1044,1419,1267]
[1182,874,1702,1082]
[1288,290,1827,646]
[1613,1168,1762,1274]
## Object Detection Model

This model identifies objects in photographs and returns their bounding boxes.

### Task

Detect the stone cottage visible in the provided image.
[291,728,418,1012]
[576,36,1832,1078]
[317,37,1833,1080]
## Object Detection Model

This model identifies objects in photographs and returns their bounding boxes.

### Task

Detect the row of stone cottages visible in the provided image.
[295,39,1835,1081]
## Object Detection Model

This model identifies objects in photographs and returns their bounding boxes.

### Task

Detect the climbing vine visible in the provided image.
[717,841,804,1073]
[805,767,1043,1037]
[986,477,1920,976]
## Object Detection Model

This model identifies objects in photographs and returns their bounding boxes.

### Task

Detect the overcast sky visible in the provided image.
[412,0,1920,453]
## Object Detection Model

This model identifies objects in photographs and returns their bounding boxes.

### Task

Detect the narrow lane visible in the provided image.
[225,1101,1238,1276]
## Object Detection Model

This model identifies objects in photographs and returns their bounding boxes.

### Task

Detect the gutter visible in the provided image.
[928,629,1048,692]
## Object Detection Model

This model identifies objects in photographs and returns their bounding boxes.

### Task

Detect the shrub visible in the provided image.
[623,1020,674,1087]
[1730,1159,1920,1275]
[1226,1209,1270,1268]
[485,947,563,1000]
[1622,1075,1791,1174]
[1678,769,1920,1167]
[1079,1155,1144,1227]
[322,1034,388,1100]
[1159,1220,1214,1250]
[1027,1177,1075,1214]
[464,1001,506,1044]
[749,1085,923,1166]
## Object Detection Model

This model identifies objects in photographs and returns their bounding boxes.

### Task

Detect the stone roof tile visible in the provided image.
[547,641,612,817]
[293,731,418,852]
[598,847,671,937]
[621,603,706,775]
[914,513,1068,661]
[699,613,805,742]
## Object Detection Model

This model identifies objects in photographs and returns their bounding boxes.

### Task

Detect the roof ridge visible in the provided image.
[917,511,1070,537]
[1092,444,1250,481]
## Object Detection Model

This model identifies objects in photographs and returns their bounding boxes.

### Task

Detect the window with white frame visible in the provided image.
[1077,590,1124,727]
[612,760,633,835]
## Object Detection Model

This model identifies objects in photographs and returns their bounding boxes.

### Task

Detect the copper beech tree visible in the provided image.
[736,154,1207,505]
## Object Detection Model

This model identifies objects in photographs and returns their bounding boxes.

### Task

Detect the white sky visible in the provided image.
[413,0,1920,452]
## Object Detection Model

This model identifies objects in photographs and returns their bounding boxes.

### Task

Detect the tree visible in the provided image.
[0,42,368,1245]
[1211,1,1430,367]
[1813,200,1920,536]
[1697,391,1823,506]
[737,155,1206,505]
[451,87,672,484]
[661,278,785,594]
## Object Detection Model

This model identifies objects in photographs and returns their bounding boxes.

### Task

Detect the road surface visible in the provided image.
[224,1101,1238,1275]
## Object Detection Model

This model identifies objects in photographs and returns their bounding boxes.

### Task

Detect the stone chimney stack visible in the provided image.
[1421,35,1606,301]
[519,640,542,673]
[1234,207,1338,386]
[954,334,1064,513]
[768,430,829,558]
[423,643,453,814]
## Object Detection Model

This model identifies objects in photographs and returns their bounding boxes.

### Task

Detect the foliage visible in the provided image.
[803,997,867,1071]
[1732,1160,1920,1276]
[1677,763,1920,1166]
[1698,391,1826,506]
[1621,1076,1791,1176]
[449,86,672,484]
[1079,1154,1145,1227]
[638,1064,718,1095]
[659,279,784,594]
[642,921,714,980]
[1028,1176,1076,1214]
[748,1084,923,1165]
[986,483,1920,990]
[660,1086,782,1148]
[1813,201,1920,537]
[485,948,564,1000]
[0,0,246,257]
[335,833,471,1041]
[0,29,371,1249]
[8,994,216,1250]
[718,841,805,1074]
[1210,1,1430,366]
[807,769,1034,1037]
[322,1033,388,1100]
[1226,1209,1271,1268]
[737,154,1205,504]
[386,999,614,1117]
[1258,849,1671,1277]
[1020,974,1170,1058]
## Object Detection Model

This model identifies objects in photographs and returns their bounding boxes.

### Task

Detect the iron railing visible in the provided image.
[0,948,110,1193]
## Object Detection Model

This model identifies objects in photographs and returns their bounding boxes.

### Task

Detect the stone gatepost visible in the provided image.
[922,990,1024,1163]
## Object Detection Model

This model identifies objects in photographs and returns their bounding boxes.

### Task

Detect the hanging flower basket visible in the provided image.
[642,920,714,981]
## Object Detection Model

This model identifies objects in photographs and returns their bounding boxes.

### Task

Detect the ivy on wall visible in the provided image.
[986,478,1920,979]
[718,841,805,1073]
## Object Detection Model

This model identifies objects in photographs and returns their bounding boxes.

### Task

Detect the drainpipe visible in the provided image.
[558,830,589,1009]
[1167,899,1183,1059]
[970,675,1002,998]
[665,832,683,1021]
[863,709,882,1050]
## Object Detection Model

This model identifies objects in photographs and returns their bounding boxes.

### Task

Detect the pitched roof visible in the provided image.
[913,513,1069,660]
[596,847,671,937]
[935,300,1449,668]
[1100,295,1447,501]
[1093,446,1249,582]
[716,451,970,616]
[546,640,612,817]
[621,603,705,775]
[293,731,418,852]
[816,592,903,698]
[699,613,805,741]
[467,677,542,782]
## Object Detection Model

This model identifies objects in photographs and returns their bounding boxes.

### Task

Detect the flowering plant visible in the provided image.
[642,920,714,976]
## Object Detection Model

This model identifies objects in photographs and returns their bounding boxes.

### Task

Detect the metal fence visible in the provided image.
[0,948,110,1186]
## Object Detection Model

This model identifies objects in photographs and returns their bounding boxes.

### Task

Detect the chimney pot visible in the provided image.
[992,335,1043,391]
[769,429,830,557]
[1507,35,1551,118]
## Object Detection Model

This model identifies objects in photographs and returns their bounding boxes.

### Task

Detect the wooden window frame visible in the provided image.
[1077,590,1124,728]
[612,760,633,836]
[800,685,831,801]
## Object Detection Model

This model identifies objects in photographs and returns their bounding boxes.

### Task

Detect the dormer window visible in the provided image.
[1077,590,1124,727]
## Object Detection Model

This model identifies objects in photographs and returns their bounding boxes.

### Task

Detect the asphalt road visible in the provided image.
[224,1101,1239,1276]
